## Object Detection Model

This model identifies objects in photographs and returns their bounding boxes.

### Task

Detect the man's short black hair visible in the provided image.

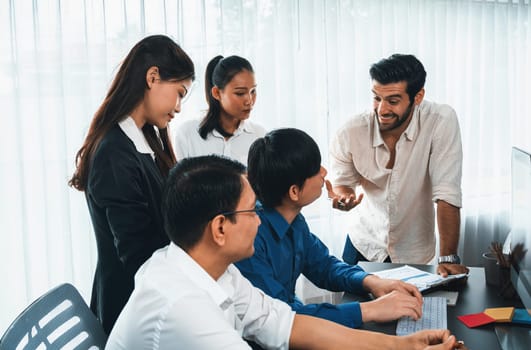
[247,128,321,208]
[162,155,246,250]
[369,54,426,103]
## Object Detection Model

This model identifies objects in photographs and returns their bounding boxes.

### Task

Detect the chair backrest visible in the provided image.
[0,283,107,350]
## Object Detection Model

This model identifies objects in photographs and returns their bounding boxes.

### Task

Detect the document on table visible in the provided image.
[372,265,468,292]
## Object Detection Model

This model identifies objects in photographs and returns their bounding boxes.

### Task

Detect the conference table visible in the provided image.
[342,262,525,350]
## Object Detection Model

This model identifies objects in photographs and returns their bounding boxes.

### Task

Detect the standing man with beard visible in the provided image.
[328,54,469,277]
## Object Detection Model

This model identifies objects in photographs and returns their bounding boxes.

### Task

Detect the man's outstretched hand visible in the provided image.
[325,180,363,211]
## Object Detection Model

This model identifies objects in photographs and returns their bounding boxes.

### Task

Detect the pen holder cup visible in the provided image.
[498,266,516,299]
[482,252,500,286]
[482,252,516,299]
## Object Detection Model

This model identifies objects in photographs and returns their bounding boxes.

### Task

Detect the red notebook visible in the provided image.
[457,313,496,328]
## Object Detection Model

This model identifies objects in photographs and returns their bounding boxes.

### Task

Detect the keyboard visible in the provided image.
[396,297,447,335]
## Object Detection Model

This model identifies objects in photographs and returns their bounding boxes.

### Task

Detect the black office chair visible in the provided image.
[0,283,107,349]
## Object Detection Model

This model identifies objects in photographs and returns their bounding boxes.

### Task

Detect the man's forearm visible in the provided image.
[290,314,397,349]
[436,200,461,256]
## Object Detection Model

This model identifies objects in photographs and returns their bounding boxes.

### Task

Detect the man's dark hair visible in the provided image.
[247,128,321,208]
[369,54,426,103]
[162,155,246,250]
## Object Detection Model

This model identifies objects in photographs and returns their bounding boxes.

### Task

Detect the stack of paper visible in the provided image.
[372,265,468,292]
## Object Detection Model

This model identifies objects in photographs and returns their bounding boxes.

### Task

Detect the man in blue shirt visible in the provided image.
[236,128,423,328]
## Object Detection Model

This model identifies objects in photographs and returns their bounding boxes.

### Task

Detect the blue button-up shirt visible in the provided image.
[235,205,369,328]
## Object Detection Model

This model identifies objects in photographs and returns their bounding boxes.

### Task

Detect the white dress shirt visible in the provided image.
[173,118,266,165]
[105,243,295,350]
[329,100,462,263]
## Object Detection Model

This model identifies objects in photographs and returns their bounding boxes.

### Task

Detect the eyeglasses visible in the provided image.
[219,206,264,217]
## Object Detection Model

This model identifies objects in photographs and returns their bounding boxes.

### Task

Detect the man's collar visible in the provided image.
[371,103,421,147]
[403,104,420,141]
[167,243,231,309]
[260,206,304,239]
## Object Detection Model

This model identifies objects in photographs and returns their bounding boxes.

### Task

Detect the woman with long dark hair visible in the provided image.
[69,34,194,334]
[173,55,265,165]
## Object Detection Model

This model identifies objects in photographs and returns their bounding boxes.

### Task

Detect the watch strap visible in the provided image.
[438,254,461,264]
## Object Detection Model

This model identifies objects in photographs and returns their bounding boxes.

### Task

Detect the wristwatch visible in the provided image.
[438,254,461,264]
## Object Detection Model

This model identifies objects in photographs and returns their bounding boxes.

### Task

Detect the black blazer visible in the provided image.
[86,125,169,334]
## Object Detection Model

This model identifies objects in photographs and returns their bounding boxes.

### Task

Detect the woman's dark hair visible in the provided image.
[199,55,254,139]
[247,128,321,208]
[369,54,426,103]
[162,155,246,250]
[69,35,195,191]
